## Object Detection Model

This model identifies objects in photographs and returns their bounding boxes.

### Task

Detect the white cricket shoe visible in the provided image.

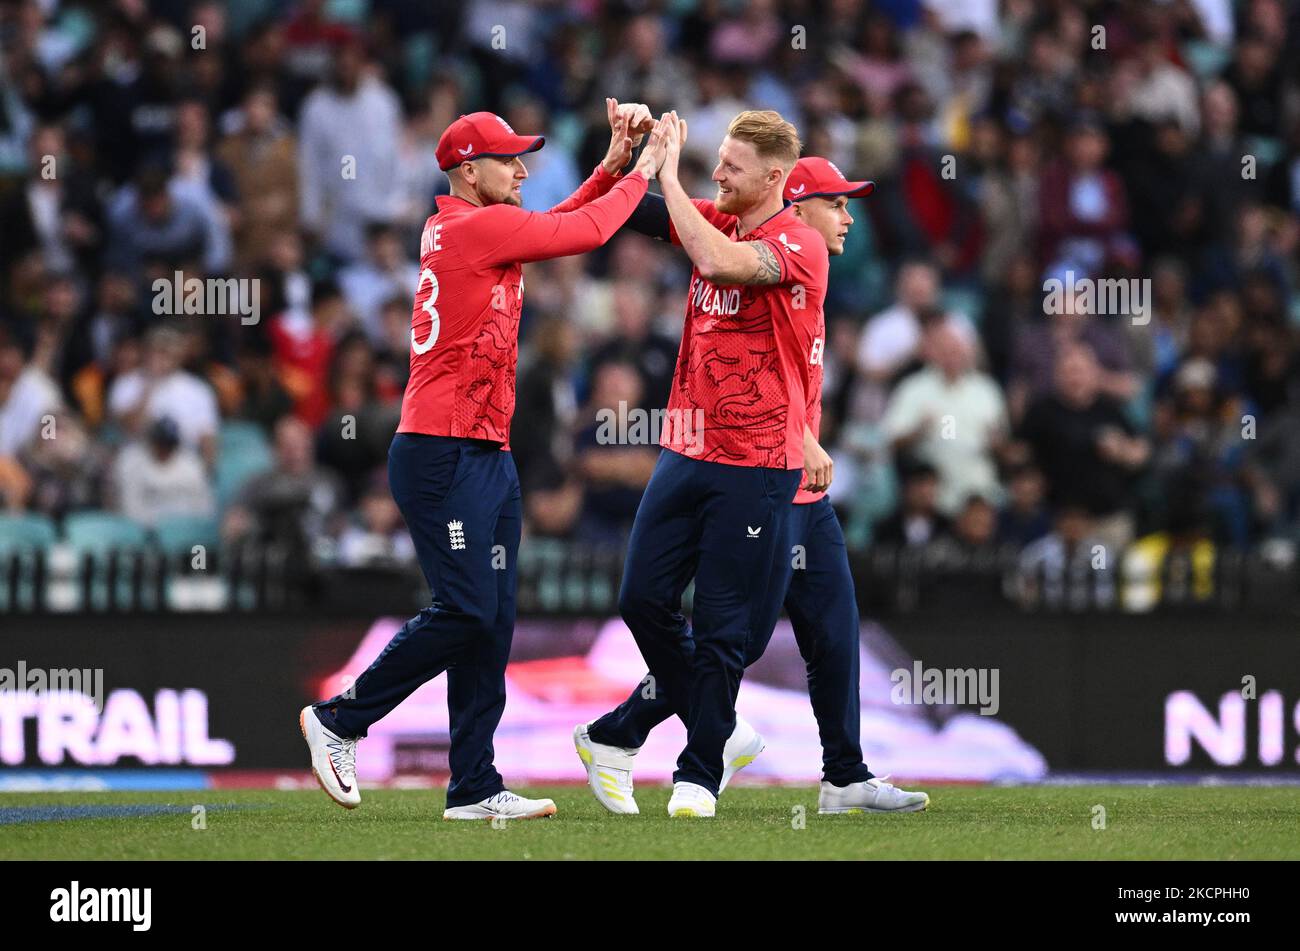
[573,722,639,814]
[299,706,360,809]
[719,714,765,793]
[442,790,557,821]
[667,781,716,817]
[818,775,930,814]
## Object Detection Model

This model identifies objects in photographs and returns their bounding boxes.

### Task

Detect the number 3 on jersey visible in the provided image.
[412,268,440,354]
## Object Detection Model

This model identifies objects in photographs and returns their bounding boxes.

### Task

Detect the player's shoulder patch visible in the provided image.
[774,217,829,265]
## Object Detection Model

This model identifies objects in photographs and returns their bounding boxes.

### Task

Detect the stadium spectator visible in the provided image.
[855,259,977,420]
[296,34,402,261]
[15,410,107,520]
[110,416,214,528]
[573,361,657,545]
[314,330,401,503]
[1150,357,1249,543]
[107,326,219,466]
[942,493,1000,554]
[1017,343,1149,550]
[267,279,350,428]
[1016,503,1116,610]
[335,471,415,567]
[1006,273,1138,422]
[999,463,1052,546]
[1037,116,1130,277]
[1121,480,1218,612]
[513,317,579,494]
[338,223,419,346]
[217,83,299,270]
[0,123,102,279]
[882,321,1008,514]
[873,461,950,548]
[0,325,62,459]
[105,166,206,277]
[586,277,678,411]
[222,414,344,556]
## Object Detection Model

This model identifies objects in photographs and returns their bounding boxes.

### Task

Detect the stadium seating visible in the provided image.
[153,515,222,557]
[0,513,58,552]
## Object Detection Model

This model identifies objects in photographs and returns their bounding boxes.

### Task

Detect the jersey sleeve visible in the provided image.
[468,172,650,267]
[758,223,828,287]
[624,192,672,241]
[548,164,621,213]
[667,198,737,246]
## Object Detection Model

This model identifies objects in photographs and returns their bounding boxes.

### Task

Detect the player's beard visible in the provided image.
[714,185,740,214]
[481,179,523,207]
[714,183,754,215]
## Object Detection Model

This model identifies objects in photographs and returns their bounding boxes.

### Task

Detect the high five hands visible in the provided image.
[601,98,656,175]
[632,110,687,181]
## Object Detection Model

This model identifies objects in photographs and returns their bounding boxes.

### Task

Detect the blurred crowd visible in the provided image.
[2,0,1300,578]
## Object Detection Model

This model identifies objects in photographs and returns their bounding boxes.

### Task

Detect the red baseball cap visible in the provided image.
[435,112,545,171]
[784,156,875,202]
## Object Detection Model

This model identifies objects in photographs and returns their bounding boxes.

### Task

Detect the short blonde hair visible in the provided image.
[725,110,801,170]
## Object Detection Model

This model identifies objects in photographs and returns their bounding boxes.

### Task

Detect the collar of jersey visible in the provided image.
[736,200,796,239]
[435,194,480,212]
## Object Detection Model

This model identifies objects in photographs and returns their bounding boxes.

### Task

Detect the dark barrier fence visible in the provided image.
[2,609,1297,776]
[2,537,1296,616]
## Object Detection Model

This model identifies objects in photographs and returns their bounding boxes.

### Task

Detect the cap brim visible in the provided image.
[792,180,876,201]
[440,135,546,170]
[473,135,546,163]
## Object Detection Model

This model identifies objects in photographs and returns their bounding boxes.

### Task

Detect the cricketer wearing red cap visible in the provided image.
[781,156,874,505]
[301,101,669,822]
[577,152,928,818]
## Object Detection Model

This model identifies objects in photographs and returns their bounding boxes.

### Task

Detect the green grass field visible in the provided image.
[3,785,1298,860]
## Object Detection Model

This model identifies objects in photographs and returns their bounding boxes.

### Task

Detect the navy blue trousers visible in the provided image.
[314,434,520,808]
[590,496,873,787]
[594,449,801,795]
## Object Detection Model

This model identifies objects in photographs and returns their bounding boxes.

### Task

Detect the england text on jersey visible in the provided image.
[663,199,829,470]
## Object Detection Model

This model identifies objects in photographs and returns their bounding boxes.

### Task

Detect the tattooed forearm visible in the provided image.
[746,240,782,285]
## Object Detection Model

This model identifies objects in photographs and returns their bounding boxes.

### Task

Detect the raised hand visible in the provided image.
[601,98,655,175]
[634,111,675,179]
[616,100,654,144]
[657,111,685,184]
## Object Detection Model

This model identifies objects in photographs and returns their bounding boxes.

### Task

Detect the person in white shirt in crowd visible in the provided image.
[0,325,62,459]
[855,259,977,420]
[297,36,402,262]
[107,326,219,467]
[883,320,1009,515]
[111,416,214,528]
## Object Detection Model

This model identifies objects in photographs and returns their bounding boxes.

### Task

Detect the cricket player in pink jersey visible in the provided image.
[301,101,670,821]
